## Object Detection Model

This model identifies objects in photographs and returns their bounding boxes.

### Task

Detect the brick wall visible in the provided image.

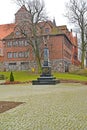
[3,34,73,72]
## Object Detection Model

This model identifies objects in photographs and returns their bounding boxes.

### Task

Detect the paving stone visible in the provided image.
[0,83,87,130]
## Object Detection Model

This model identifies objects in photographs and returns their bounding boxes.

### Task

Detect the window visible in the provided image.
[13,52,18,58]
[73,53,77,60]
[9,63,17,71]
[18,41,21,46]
[25,40,29,46]
[45,28,49,33]
[13,41,17,47]
[22,52,25,57]
[9,63,16,65]
[18,40,24,46]
[21,41,24,46]
[19,52,23,58]
[15,31,20,36]
[24,30,28,35]
[21,62,29,70]
[14,41,18,46]
[16,51,29,58]
[25,51,29,57]
[7,41,12,47]
[7,52,13,58]
[18,52,27,58]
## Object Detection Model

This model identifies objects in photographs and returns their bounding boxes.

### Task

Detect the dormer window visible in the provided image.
[15,31,20,36]
[45,28,49,33]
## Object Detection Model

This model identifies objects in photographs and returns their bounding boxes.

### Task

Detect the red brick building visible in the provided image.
[0,5,80,72]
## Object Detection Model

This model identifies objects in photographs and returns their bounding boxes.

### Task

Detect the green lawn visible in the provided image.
[0,71,87,82]
[0,71,39,82]
[53,72,87,81]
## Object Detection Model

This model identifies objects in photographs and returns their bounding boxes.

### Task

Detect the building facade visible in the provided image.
[0,5,80,72]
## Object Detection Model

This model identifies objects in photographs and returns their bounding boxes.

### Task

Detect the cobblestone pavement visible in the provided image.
[0,83,87,130]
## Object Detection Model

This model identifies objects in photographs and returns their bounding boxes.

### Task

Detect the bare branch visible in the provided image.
[12,0,48,72]
[65,0,87,68]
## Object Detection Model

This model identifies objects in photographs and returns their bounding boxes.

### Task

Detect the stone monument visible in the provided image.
[32,43,60,85]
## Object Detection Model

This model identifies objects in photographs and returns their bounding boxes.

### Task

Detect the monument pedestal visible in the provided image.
[32,66,60,85]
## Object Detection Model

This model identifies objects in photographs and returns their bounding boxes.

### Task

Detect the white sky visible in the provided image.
[0,0,72,29]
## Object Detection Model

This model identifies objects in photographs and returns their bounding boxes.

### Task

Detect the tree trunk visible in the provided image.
[81,49,85,69]
[81,25,85,69]
[36,55,42,73]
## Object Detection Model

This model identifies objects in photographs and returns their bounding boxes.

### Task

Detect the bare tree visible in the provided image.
[65,0,87,68]
[13,0,48,73]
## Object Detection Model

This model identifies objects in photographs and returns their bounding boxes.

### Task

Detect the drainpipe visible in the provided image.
[62,36,64,72]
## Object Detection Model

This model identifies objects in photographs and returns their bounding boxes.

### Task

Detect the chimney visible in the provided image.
[53,17,56,26]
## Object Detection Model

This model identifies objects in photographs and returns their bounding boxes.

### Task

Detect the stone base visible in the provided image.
[32,66,60,85]
[32,75,60,85]
[42,66,51,76]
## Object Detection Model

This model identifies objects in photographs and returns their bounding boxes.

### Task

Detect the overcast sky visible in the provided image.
[0,0,71,28]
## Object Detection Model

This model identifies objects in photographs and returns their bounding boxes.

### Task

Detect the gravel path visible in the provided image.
[0,83,87,130]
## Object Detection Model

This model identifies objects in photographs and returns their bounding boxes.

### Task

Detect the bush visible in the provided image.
[0,75,5,80]
[10,71,14,82]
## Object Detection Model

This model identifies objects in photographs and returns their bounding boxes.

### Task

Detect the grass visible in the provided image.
[0,71,39,82]
[53,72,87,81]
[0,70,87,82]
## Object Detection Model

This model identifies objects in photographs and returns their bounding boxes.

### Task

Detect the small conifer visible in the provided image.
[10,71,14,82]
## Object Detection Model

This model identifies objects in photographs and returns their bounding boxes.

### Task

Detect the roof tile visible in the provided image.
[0,23,15,40]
